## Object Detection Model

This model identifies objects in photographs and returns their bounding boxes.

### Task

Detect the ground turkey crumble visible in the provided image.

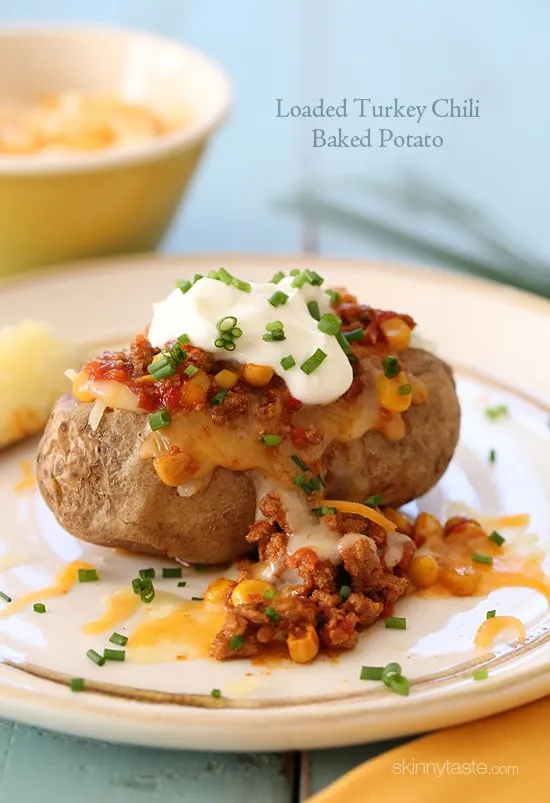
[210,493,415,661]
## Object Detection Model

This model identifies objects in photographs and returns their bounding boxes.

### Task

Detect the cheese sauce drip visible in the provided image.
[147,276,353,405]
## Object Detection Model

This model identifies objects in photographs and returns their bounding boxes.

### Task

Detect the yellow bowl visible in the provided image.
[0,25,232,276]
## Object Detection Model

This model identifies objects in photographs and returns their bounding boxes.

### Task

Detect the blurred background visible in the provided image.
[2,0,549,296]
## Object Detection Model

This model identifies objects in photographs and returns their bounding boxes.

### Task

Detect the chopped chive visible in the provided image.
[360,665,384,681]
[266,320,284,331]
[162,567,183,578]
[385,616,407,630]
[178,581,187,587]
[212,389,228,405]
[264,606,280,622]
[70,678,85,692]
[229,635,245,650]
[317,313,341,335]
[184,364,199,378]
[194,564,206,571]
[335,330,351,355]
[382,356,401,379]
[473,668,489,681]
[290,269,300,276]
[489,531,505,547]
[78,568,98,583]
[386,674,410,696]
[307,300,321,321]
[488,448,497,463]
[263,589,276,600]
[312,506,338,517]
[291,271,307,289]
[217,267,234,285]
[304,269,324,286]
[217,316,238,332]
[149,409,171,431]
[109,632,128,646]
[147,359,175,380]
[291,455,310,471]
[300,348,327,375]
[271,271,285,284]
[208,269,220,280]
[325,289,340,305]
[33,603,46,613]
[191,596,204,601]
[261,433,281,446]
[398,383,412,396]
[177,333,190,346]
[139,568,155,579]
[280,355,296,371]
[339,585,352,600]
[486,609,496,619]
[193,273,204,283]
[103,649,125,662]
[0,591,11,603]
[176,279,192,294]
[86,649,105,666]
[485,405,509,420]
[294,472,306,488]
[232,278,252,293]
[472,552,494,566]
[132,577,155,604]
[211,688,222,698]
[268,291,288,307]
[170,344,187,365]
[232,327,243,338]
[364,494,382,507]
[343,328,364,342]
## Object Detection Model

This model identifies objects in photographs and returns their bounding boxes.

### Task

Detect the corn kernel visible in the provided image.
[408,555,440,588]
[231,579,275,607]
[383,507,412,536]
[72,370,95,403]
[181,369,209,406]
[215,369,239,390]
[413,512,443,546]
[440,566,481,597]
[377,371,412,413]
[287,625,320,664]
[241,364,274,388]
[204,579,234,605]
[380,316,411,351]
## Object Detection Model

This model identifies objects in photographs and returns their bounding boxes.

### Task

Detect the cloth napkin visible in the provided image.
[310,696,547,802]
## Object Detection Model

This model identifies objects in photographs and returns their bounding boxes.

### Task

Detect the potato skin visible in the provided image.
[36,395,257,563]
[36,347,459,562]
[323,348,460,505]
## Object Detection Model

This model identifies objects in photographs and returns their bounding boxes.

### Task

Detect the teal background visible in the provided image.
[0,2,545,800]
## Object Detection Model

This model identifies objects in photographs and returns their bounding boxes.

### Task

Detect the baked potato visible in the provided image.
[36,347,459,563]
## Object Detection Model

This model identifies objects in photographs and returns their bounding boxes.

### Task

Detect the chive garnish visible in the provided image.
[70,678,85,692]
[233,278,252,293]
[191,596,204,601]
[176,279,192,294]
[263,589,276,600]
[33,603,46,613]
[312,506,338,517]
[290,269,300,276]
[280,355,296,371]
[132,577,155,603]
[211,688,222,698]
[485,405,509,420]
[343,328,364,343]
[229,636,244,650]
[178,581,187,587]
[264,606,280,622]
[268,291,288,307]
[489,531,505,547]
[149,409,171,431]
[385,616,407,630]
[325,289,340,305]
[382,356,401,379]
[261,434,281,446]
[472,552,493,566]
[0,592,11,603]
[488,448,496,463]
[271,271,285,284]
[398,383,412,396]
[335,330,351,355]
[291,455,310,471]
[103,649,125,662]
[217,267,234,285]
[86,649,105,666]
[339,585,351,600]
[218,316,237,332]
[184,364,199,378]
[263,320,286,342]
[300,348,327,375]
[381,662,410,696]
[473,668,488,681]
[109,632,128,646]
[307,300,321,321]
[194,564,206,571]
[360,665,384,681]
[318,313,341,336]
[486,610,496,619]
[148,358,175,380]
[365,494,382,507]
[212,389,228,405]
[177,334,190,346]
[162,567,182,578]
[78,568,98,583]
[139,568,155,579]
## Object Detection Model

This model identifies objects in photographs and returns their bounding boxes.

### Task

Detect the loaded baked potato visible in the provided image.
[37,269,460,566]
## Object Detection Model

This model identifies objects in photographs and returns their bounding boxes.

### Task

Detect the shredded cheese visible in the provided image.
[322,500,396,532]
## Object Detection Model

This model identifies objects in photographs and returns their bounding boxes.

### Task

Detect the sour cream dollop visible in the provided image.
[147,275,353,405]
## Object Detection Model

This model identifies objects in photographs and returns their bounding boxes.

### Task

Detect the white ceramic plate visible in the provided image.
[0,254,549,751]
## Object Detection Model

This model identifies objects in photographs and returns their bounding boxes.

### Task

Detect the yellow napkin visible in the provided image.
[311,696,548,802]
